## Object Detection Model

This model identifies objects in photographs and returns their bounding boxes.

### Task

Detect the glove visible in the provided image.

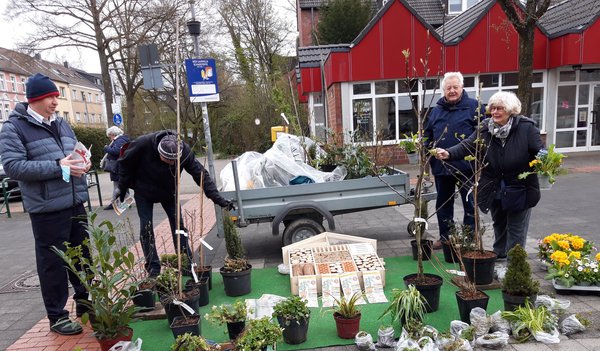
[223,200,235,211]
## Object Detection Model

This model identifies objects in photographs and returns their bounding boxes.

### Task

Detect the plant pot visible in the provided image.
[195,265,213,290]
[502,291,537,311]
[170,315,200,338]
[96,327,133,351]
[132,289,156,312]
[162,289,200,326]
[185,278,210,307]
[462,251,497,285]
[226,321,246,341]
[319,164,337,172]
[538,174,552,190]
[407,152,418,164]
[455,290,489,324]
[220,265,252,297]
[411,240,433,261]
[403,273,443,313]
[276,315,310,345]
[442,240,459,264]
[333,312,361,339]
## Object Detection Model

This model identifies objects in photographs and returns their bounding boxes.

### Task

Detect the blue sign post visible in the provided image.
[113,113,122,126]
[185,58,220,102]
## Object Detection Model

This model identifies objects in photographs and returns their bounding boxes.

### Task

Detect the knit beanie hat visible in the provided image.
[158,135,182,160]
[26,73,60,103]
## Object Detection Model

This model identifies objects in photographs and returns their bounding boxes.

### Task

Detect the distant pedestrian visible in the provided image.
[0,73,91,335]
[435,91,543,259]
[118,130,234,277]
[424,72,477,249]
[102,126,130,210]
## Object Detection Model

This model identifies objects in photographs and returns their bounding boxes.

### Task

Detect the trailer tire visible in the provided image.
[407,220,416,236]
[282,218,325,246]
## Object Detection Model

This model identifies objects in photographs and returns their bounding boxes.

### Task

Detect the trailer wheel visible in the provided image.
[282,218,325,246]
[407,220,416,236]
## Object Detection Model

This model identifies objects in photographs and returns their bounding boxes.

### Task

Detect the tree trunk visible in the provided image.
[517,25,535,117]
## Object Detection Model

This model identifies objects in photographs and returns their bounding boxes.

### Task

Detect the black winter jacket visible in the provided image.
[104,134,130,182]
[118,130,228,205]
[446,115,544,213]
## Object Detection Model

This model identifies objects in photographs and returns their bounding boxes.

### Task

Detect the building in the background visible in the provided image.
[296,0,600,161]
[0,47,106,129]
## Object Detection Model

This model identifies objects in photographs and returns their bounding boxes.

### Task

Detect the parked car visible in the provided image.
[0,156,21,199]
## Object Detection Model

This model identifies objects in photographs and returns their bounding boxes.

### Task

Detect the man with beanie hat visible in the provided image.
[118,130,234,277]
[0,73,92,336]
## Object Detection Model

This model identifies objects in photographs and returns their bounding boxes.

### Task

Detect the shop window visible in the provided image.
[532,72,543,83]
[502,73,518,86]
[579,84,589,105]
[397,95,418,135]
[424,78,439,90]
[580,69,600,82]
[398,79,418,93]
[480,74,499,87]
[353,83,371,95]
[559,71,576,82]
[555,131,573,148]
[375,80,395,94]
[556,86,576,129]
[463,76,475,88]
[375,96,396,141]
[530,87,544,128]
[353,99,373,141]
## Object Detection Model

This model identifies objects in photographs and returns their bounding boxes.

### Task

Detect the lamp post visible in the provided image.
[187,0,225,236]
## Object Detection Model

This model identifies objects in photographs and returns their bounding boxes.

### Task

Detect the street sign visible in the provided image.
[185,58,220,103]
[113,113,123,126]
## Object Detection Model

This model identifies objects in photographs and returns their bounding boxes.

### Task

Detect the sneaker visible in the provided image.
[76,303,91,317]
[50,317,83,335]
[496,255,507,261]
[432,240,443,250]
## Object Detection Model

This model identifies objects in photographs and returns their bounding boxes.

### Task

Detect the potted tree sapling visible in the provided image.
[220,212,252,296]
[272,295,311,345]
[235,317,283,351]
[502,244,540,311]
[156,267,201,331]
[204,299,249,341]
[52,213,140,351]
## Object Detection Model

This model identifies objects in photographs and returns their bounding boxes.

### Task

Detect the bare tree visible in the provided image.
[497,0,551,116]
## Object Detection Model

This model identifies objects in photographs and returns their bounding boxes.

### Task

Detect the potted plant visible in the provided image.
[518,144,566,189]
[235,317,283,351]
[378,285,426,330]
[502,244,540,311]
[204,299,249,340]
[132,277,157,312]
[220,212,252,296]
[157,267,201,326]
[161,253,192,276]
[272,295,311,344]
[399,133,419,164]
[52,213,140,351]
[171,333,219,351]
[501,302,558,343]
[170,315,201,338]
[328,292,363,339]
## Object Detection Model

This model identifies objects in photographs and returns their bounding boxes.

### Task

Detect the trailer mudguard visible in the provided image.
[271,201,335,236]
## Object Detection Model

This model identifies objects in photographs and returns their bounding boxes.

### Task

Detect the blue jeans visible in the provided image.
[434,174,475,241]
[490,199,532,258]
[135,194,192,276]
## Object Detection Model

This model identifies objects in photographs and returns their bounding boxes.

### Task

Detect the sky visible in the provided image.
[0,0,297,74]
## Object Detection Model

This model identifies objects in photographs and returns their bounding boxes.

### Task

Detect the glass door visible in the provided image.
[591,85,600,149]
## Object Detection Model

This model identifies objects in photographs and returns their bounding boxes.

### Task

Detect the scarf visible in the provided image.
[488,116,513,145]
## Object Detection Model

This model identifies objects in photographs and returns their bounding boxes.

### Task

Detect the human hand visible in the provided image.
[60,154,87,177]
[223,201,236,211]
[435,148,449,160]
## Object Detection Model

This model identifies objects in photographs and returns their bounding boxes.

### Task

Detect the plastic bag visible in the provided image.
[494,265,507,282]
[533,327,560,344]
[109,338,142,351]
[420,325,439,340]
[474,332,509,349]
[450,320,470,338]
[438,338,472,351]
[561,314,586,335]
[395,338,420,351]
[535,295,571,312]
[355,331,376,351]
[376,326,396,348]
[489,311,511,334]
[418,336,439,351]
[469,307,491,336]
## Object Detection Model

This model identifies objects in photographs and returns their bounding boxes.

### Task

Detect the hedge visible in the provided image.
[72,126,107,170]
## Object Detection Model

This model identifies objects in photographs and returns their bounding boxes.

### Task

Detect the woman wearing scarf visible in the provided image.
[435,91,544,260]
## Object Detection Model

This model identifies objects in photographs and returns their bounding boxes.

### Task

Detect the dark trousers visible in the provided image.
[135,194,191,276]
[434,174,475,241]
[490,199,532,258]
[29,204,89,323]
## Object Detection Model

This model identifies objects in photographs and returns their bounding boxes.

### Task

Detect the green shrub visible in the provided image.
[72,126,107,170]
[503,244,540,296]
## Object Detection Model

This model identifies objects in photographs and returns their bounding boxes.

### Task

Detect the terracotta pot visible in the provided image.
[333,312,361,339]
[96,327,133,351]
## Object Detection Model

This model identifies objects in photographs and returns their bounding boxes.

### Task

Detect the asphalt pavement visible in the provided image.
[1,153,600,350]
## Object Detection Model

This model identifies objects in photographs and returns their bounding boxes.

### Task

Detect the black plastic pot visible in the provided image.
[502,291,537,311]
[410,240,433,261]
[455,290,489,324]
[220,265,252,297]
[185,278,210,307]
[195,265,213,290]
[132,289,156,312]
[462,251,497,285]
[277,315,310,345]
[403,273,443,313]
[162,289,200,326]
[170,315,200,338]
[441,240,459,264]
[226,321,245,340]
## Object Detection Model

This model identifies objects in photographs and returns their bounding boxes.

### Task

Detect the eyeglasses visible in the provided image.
[489,106,505,112]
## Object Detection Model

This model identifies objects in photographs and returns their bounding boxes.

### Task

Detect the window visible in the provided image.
[63,112,69,121]
[76,112,80,121]
[87,92,92,102]
[72,89,77,100]
[20,77,26,92]
[448,0,480,14]
[95,94,100,103]
[60,87,66,97]
[10,75,17,92]
[0,73,5,91]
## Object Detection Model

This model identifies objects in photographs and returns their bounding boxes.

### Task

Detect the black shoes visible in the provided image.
[50,317,83,335]
[76,303,91,318]
[104,204,114,210]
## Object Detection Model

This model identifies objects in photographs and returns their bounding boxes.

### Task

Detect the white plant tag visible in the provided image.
[190,263,199,283]
[175,230,188,237]
[200,238,213,250]
[172,299,196,315]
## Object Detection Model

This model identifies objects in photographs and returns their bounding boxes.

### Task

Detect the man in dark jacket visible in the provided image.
[424,72,479,249]
[118,130,233,277]
[0,73,91,335]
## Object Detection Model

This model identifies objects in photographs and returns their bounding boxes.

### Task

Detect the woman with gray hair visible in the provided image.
[435,91,544,260]
[103,126,130,210]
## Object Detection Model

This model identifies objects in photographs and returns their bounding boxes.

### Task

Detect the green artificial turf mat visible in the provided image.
[131,254,503,350]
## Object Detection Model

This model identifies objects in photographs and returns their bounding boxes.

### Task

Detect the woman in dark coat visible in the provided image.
[103,126,129,209]
[435,91,544,259]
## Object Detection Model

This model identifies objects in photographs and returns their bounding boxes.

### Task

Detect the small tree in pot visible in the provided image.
[220,212,252,296]
[502,244,539,311]
[272,295,311,344]
[204,299,249,340]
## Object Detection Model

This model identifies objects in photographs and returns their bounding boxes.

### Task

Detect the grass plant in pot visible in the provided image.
[220,212,252,296]
[170,333,220,351]
[273,295,311,345]
[502,244,539,311]
[235,317,283,351]
[52,213,140,351]
[378,285,426,331]
[204,299,249,341]
[328,292,363,339]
